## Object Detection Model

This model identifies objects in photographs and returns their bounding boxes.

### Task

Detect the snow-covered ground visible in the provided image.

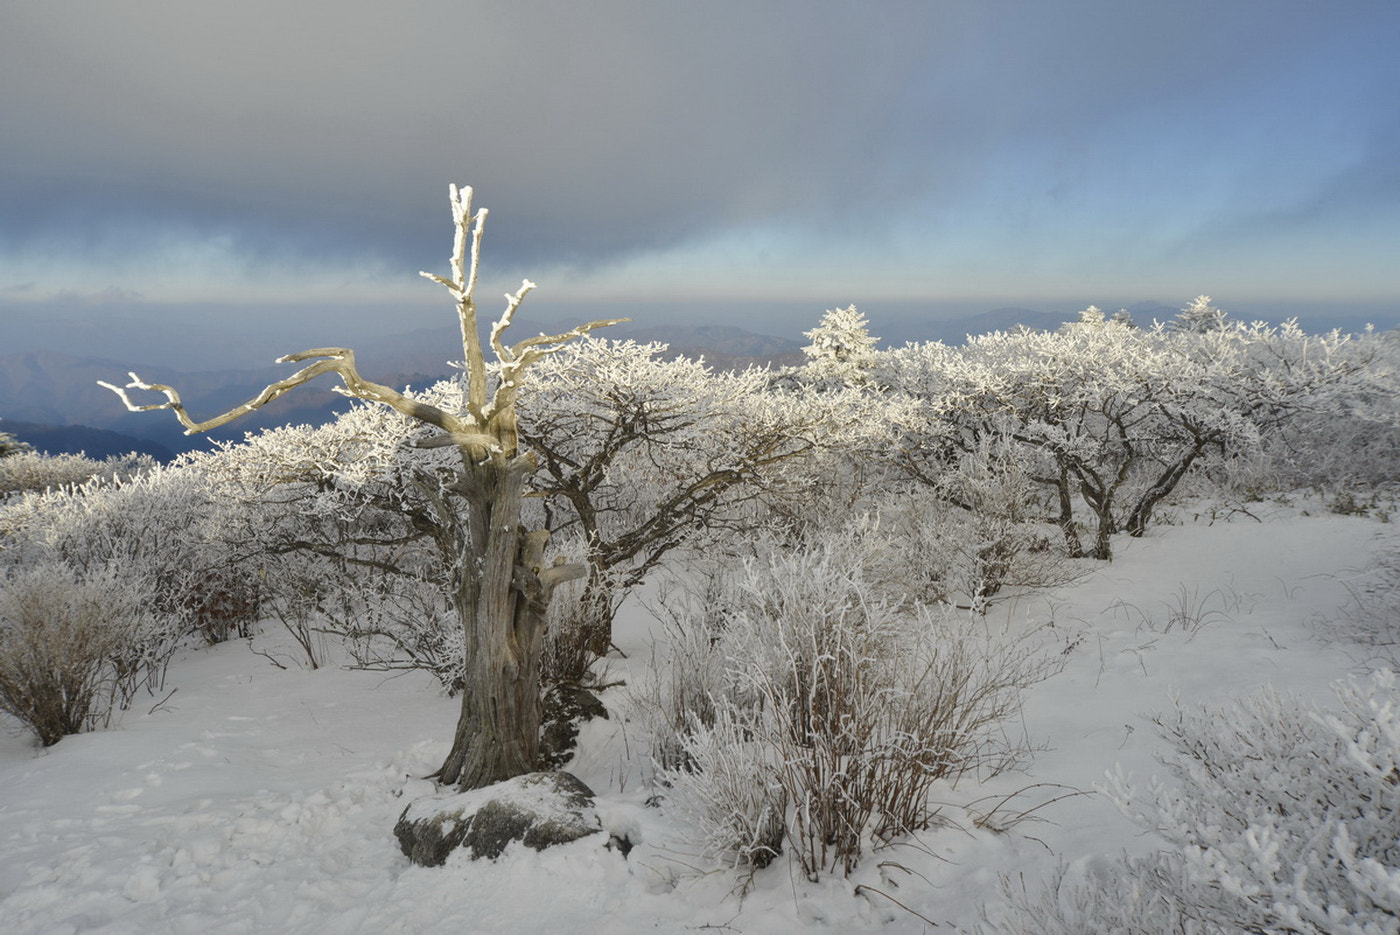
[1,499,1393,934]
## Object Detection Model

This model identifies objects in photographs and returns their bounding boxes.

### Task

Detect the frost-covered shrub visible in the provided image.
[0,563,182,746]
[752,482,1072,616]
[538,566,616,688]
[983,671,1400,934]
[0,460,258,642]
[1217,325,1400,493]
[187,409,465,661]
[654,531,1057,881]
[0,450,153,499]
[0,430,30,458]
[321,567,464,691]
[981,857,1198,935]
[1254,414,1400,492]
[872,485,1071,612]
[246,537,463,689]
[660,704,789,872]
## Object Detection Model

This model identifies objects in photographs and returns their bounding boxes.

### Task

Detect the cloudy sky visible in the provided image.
[4,0,1399,357]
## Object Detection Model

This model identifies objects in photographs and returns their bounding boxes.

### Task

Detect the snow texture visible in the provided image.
[0,501,1394,933]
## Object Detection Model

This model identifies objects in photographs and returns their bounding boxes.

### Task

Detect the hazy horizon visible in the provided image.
[5,1,1399,362]
[6,292,1397,373]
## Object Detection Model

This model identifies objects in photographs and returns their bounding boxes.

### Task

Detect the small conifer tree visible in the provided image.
[801,305,879,386]
[1169,295,1229,333]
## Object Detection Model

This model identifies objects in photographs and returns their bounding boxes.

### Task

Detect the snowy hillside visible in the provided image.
[2,499,1392,934]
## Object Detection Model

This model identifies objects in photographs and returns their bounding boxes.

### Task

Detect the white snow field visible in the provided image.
[1,500,1393,934]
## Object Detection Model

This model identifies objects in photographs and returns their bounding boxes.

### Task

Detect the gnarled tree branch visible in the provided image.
[100,347,471,439]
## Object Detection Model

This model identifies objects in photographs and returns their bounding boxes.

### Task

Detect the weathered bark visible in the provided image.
[430,457,585,788]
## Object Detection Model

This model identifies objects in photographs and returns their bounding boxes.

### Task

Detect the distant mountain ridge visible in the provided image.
[0,419,174,462]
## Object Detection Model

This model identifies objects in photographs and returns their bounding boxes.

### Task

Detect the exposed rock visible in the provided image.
[538,683,609,770]
[394,771,601,867]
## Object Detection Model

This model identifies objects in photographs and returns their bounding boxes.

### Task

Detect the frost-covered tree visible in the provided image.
[519,336,908,653]
[881,307,1371,559]
[1167,294,1228,333]
[102,185,619,790]
[800,304,879,386]
[184,404,477,683]
[1237,323,1400,490]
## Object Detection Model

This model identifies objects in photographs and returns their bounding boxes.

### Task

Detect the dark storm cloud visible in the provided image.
[2,0,1398,293]
[3,0,950,270]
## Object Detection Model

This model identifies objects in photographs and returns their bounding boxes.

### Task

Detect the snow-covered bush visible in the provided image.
[0,563,182,746]
[878,429,1073,611]
[980,857,1198,934]
[983,671,1400,934]
[0,429,31,458]
[189,410,473,684]
[537,564,616,687]
[320,566,464,690]
[0,460,259,643]
[653,530,1057,881]
[659,702,790,872]
[1239,326,1400,492]
[0,450,153,499]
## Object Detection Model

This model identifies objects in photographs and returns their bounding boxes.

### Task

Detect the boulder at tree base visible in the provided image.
[394,771,601,867]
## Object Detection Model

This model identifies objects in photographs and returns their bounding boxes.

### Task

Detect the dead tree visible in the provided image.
[102,184,621,789]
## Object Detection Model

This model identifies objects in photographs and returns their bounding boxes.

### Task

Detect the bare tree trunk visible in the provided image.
[1069,461,1118,561]
[433,457,539,786]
